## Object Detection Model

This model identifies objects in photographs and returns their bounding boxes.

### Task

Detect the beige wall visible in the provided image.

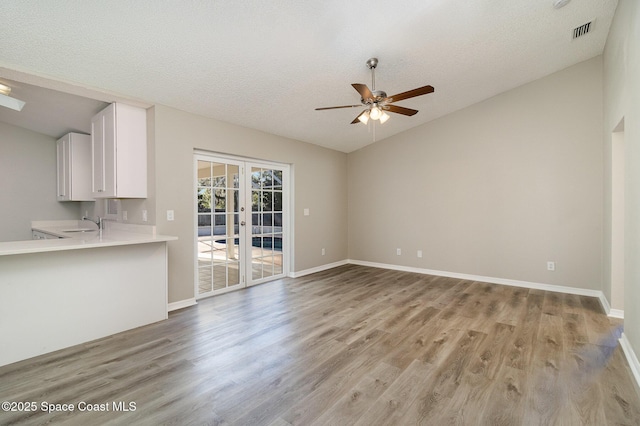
[603,0,640,359]
[348,57,603,290]
[152,105,348,303]
[0,122,80,241]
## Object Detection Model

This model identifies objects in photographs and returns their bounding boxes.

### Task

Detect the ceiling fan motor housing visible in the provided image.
[362,90,387,105]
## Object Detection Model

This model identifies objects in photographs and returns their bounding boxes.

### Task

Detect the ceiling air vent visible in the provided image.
[573,21,593,39]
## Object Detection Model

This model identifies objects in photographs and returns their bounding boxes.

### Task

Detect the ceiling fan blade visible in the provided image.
[315,105,362,110]
[384,104,419,116]
[352,83,374,101]
[351,110,368,124]
[386,85,434,103]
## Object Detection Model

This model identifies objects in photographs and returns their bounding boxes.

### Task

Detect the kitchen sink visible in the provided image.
[62,228,97,233]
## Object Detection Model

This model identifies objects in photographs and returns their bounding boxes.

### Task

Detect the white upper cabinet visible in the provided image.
[56,132,93,201]
[91,103,147,198]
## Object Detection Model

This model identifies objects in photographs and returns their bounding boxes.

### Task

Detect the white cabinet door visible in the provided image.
[56,138,67,200]
[91,109,107,196]
[91,103,147,198]
[57,133,92,201]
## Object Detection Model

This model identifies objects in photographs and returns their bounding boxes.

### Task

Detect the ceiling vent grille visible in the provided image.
[573,21,593,39]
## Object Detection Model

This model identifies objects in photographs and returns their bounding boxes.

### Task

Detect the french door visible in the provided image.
[195,153,289,298]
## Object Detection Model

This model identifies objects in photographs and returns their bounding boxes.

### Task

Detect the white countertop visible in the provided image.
[0,220,177,256]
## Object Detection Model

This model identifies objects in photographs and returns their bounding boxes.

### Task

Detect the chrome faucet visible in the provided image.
[82,216,103,230]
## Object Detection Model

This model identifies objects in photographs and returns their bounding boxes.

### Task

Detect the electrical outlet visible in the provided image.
[417,250,423,258]
[397,248,401,256]
[321,248,325,256]
[167,210,175,221]
[122,211,127,221]
[547,261,556,271]
[142,210,148,222]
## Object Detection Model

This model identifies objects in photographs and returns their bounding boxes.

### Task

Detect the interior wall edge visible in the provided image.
[620,332,640,391]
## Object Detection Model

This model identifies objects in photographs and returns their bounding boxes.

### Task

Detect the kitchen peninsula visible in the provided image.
[0,220,177,367]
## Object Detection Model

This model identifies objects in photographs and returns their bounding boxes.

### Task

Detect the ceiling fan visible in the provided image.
[316,57,434,125]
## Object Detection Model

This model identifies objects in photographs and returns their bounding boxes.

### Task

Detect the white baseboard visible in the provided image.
[598,293,612,314]
[348,260,628,319]
[349,258,604,296]
[289,260,350,278]
[168,298,197,312]
[608,308,624,319]
[596,292,624,318]
[291,259,624,318]
[620,333,640,390]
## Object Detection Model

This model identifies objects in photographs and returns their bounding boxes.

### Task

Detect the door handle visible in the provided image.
[240,221,246,226]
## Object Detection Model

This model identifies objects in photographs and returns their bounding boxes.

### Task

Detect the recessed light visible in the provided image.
[553,0,571,9]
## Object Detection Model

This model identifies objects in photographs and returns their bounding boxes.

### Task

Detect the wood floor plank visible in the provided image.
[505,291,543,370]
[524,312,566,424]
[1,265,639,425]
[601,344,640,425]
[479,365,528,425]
[353,359,435,426]
[309,361,401,426]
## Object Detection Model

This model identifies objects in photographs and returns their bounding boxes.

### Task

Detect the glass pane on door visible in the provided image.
[249,166,285,284]
[196,158,244,297]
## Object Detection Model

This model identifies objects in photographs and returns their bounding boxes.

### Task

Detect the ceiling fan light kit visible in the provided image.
[357,110,370,124]
[369,106,382,120]
[316,57,434,126]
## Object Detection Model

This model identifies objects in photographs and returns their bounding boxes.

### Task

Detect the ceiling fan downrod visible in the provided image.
[366,57,378,91]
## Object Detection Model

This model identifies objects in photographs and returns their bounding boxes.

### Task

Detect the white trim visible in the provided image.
[348,259,604,297]
[168,298,197,312]
[599,292,613,315]
[609,308,624,319]
[596,292,624,318]
[289,260,350,278]
[297,259,623,318]
[347,260,629,319]
[193,149,290,166]
[620,333,640,390]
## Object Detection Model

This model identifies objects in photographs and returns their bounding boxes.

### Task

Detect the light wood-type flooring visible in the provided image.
[1,265,640,425]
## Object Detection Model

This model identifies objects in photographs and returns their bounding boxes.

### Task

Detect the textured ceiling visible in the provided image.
[0,0,618,153]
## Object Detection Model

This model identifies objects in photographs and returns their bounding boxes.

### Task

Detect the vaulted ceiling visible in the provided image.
[0,0,618,152]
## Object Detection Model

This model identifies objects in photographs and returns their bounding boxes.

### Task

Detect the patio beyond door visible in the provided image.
[195,154,288,298]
